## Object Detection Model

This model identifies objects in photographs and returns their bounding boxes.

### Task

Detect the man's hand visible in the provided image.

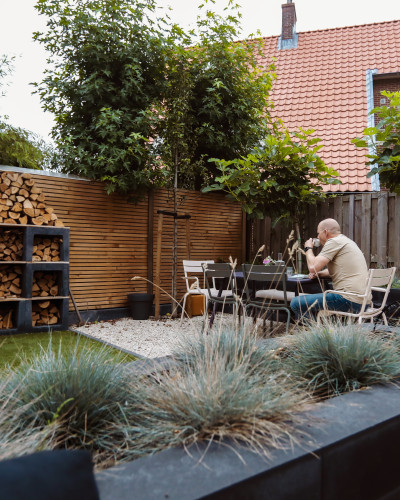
[304,238,314,248]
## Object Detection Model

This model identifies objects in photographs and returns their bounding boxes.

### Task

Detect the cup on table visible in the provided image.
[286,267,294,277]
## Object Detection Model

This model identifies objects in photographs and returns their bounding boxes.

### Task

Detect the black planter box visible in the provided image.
[96,381,400,500]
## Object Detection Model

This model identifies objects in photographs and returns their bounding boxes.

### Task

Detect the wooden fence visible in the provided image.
[247,192,400,272]
[27,172,244,313]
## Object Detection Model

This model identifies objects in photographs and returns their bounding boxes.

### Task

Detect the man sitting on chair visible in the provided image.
[290,218,369,321]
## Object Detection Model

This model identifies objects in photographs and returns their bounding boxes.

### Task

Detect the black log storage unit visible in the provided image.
[0,224,70,334]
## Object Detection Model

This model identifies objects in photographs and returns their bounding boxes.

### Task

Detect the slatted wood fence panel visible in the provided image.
[29,174,243,312]
[151,189,244,305]
[248,192,400,274]
[32,175,149,312]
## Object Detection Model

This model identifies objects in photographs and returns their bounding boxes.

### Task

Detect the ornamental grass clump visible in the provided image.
[286,321,400,399]
[0,339,141,467]
[173,325,282,377]
[0,377,57,462]
[124,327,309,459]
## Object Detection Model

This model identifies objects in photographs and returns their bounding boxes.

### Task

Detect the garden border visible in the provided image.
[96,380,400,499]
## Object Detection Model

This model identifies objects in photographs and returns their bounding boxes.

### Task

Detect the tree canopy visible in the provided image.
[34,0,276,194]
[203,126,341,222]
[155,5,276,190]
[352,91,400,195]
[34,0,171,195]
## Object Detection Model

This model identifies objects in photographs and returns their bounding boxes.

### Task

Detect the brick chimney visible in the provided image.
[278,1,298,50]
[282,1,296,39]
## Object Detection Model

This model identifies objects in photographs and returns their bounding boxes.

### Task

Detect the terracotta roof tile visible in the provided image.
[255,19,400,191]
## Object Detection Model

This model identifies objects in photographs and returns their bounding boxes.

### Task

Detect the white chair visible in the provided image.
[317,267,397,325]
[180,260,215,323]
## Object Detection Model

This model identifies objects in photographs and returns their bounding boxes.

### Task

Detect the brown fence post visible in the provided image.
[377,192,389,268]
[361,194,372,267]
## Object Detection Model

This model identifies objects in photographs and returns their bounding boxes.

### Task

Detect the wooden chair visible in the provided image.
[242,264,292,334]
[180,260,215,323]
[317,267,397,325]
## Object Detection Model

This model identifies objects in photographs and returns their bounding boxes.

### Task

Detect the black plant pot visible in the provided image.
[372,288,400,323]
[127,293,154,320]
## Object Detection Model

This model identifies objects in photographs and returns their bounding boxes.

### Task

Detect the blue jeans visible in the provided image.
[290,292,362,321]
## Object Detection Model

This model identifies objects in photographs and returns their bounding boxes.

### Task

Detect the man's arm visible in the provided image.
[308,268,330,279]
[304,238,330,275]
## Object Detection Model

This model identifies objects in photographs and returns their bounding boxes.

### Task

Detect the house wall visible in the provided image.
[247,192,400,274]
[13,172,244,313]
[373,76,400,116]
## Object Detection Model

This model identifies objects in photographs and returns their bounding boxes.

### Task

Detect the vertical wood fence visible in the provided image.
[247,192,400,273]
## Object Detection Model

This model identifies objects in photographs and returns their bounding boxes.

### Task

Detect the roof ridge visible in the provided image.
[297,18,400,35]
[241,18,400,44]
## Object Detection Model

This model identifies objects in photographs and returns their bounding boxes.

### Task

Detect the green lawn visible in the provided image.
[0,330,137,370]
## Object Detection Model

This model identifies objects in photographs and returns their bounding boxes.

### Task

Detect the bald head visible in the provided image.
[318,218,341,239]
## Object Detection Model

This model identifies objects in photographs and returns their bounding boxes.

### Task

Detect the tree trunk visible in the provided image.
[171,153,178,317]
[295,220,302,274]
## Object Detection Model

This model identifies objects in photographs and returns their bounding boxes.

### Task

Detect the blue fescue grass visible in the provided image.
[0,337,142,467]
[8,316,399,468]
[285,320,400,398]
[119,327,310,460]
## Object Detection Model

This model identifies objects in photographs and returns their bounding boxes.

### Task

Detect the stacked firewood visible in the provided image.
[32,301,60,326]
[0,230,23,261]
[32,272,59,297]
[33,237,62,262]
[0,171,64,226]
[0,307,13,329]
[0,265,23,298]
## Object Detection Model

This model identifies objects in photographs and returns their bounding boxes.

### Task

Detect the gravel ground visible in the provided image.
[72,313,294,359]
[72,314,236,359]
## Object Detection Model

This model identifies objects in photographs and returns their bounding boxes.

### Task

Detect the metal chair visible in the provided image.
[180,260,215,323]
[242,264,292,334]
[201,262,237,328]
[317,267,397,325]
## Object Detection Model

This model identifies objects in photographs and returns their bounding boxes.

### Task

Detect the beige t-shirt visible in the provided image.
[319,234,370,304]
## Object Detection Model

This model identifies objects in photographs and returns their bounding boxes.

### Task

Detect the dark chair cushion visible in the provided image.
[0,450,99,500]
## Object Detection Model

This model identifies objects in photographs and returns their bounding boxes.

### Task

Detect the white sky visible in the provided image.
[1,0,400,143]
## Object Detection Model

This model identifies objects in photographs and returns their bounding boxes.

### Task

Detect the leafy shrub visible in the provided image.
[0,121,52,170]
[286,321,400,398]
[391,277,400,289]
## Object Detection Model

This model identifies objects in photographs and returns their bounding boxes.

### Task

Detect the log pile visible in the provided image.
[0,306,13,329]
[0,230,23,261]
[32,301,60,326]
[33,237,62,262]
[0,172,64,226]
[32,272,59,297]
[0,265,23,298]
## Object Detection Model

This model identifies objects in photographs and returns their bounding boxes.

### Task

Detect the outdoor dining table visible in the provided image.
[208,271,331,328]
[233,272,331,296]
